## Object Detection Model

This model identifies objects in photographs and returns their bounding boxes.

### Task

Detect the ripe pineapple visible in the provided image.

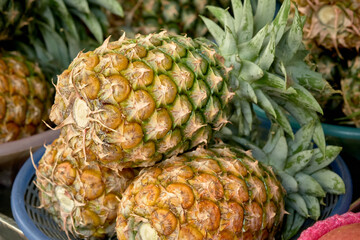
[0,51,53,143]
[291,0,360,127]
[49,32,231,170]
[49,0,329,171]
[35,136,136,239]
[293,0,360,56]
[116,144,285,239]
[108,0,230,39]
[0,0,124,78]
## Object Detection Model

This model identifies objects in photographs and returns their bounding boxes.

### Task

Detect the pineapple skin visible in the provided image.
[116,145,285,240]
[108,0,230,39]
[0,52,53,143]
[50,32,232,170]
[35,137,137,239]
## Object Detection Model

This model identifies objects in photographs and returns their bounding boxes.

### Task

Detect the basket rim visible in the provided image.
[11,147,50,240]
[11,146,353,240]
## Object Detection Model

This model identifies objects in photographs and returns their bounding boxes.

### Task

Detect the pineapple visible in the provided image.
[0,0,124,78]
[293,0,360,56]
[108,0,230,39]
[49,32,232,170]
[291,0,360,127]
[0,51,53,142]
[49,0,329,171]
[35,136,136,239]
[116,144,285,239]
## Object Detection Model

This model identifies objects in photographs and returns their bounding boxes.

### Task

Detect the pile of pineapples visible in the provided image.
[0,0,124,143]
[291,0,360,127]
[29,0,346,239]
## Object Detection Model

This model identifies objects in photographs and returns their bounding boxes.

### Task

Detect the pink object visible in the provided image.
[298,212,360,240]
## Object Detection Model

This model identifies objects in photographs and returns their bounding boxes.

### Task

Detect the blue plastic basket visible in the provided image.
[11,146,353,240]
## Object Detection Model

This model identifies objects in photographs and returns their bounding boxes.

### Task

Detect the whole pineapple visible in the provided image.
[35,136,136,239]
[108,0,230,38]
[0,51,53,142]
[50,32,231,170]
[116,144,285,239]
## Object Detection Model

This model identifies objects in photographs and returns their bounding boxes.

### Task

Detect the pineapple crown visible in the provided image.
[0,0,123,78]
[201,0,330,155]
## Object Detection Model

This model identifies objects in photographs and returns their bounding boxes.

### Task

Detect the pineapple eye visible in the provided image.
[122,61,154,89]
[121,122,143,150]
[265,201,277,229]
[7,58,29,77]
[132,141,157,161]
[94,53,128,75]
[222,175,249,204]
[103,193,120,221]
[81,208,102,227]
[9,74,29,96]
[220,201,244,233]
[144,108,172,140]
[54,161,76,185]
[188,80,209,109]
[150,74,178,106]
[99,144,124,163]
[135,183,160,206]
[188,200,221,232]
[166,183,195,209]
[0,75,9,93]
[170,63,194,92]
[244,202,263,232]
[248,176,267,203]
[84,54,99,70]
[145,50,173,71]
[150,208,178,236]
[158,165,194,185]
[157,128,182,154]
[185,51,208,77]
[80,75,101,100]
[7,95,27,125]
[204,96,221,123]
[123,90,156,121]
[31,76,48,101]
[105,74,131,103]
[179,225,203,240]
[80,169,105,200]
[205,68,223,94]
[189,173,224,201]
[169,95,193,127]
[188,158,221,174]
[99,104,122,130]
